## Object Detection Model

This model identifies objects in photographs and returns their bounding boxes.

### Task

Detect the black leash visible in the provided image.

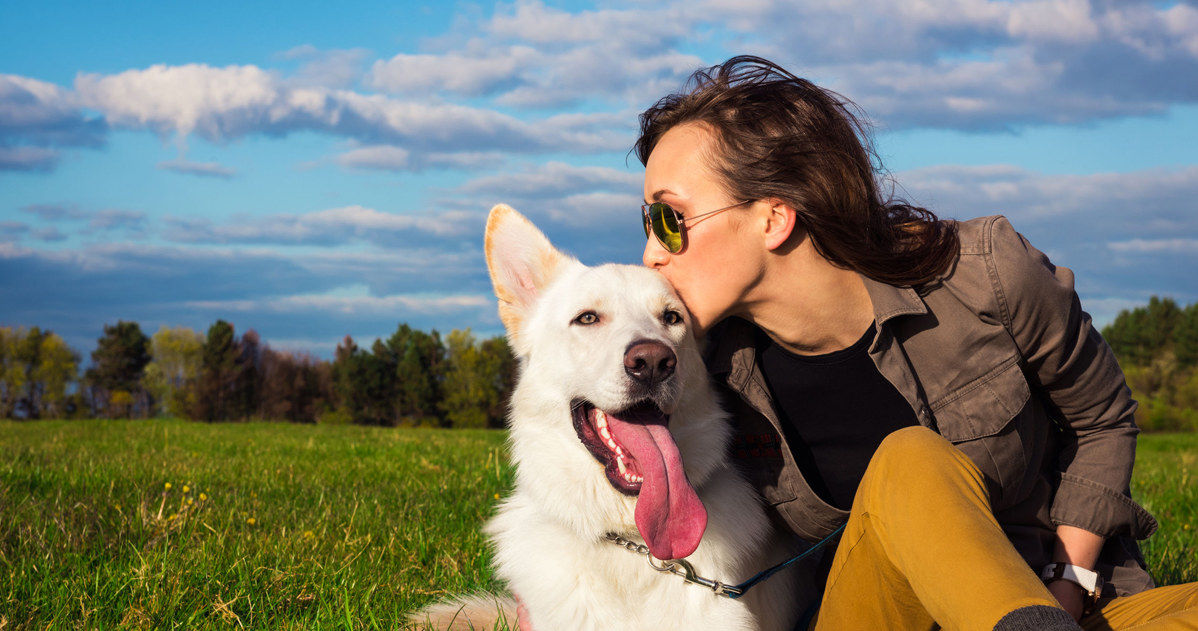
[723,523,845,599]
[603,522,845,599]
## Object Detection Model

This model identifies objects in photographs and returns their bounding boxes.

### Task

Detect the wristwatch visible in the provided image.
[1041,562,1104,600]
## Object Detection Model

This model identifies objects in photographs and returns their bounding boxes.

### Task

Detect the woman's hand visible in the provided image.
[1047,579,1086,622]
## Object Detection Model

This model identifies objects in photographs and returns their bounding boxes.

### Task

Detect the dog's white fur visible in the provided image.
[417,205,802,630]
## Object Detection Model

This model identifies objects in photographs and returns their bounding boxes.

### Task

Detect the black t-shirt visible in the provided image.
[759,325,919,511]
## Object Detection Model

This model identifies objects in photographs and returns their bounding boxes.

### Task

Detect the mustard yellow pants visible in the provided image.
[810,427,1198,631]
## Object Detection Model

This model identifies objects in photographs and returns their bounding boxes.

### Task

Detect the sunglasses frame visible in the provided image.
[642,199,754,254]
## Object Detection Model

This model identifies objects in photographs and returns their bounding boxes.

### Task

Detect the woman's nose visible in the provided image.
[643,235,669,268]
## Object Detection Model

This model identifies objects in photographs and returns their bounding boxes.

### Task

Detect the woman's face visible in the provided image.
[642,123,763,337]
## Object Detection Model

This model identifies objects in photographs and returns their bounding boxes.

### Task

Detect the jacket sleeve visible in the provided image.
[986,216,1157,540]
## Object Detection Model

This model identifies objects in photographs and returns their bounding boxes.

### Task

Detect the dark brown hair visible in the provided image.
[635,56,958,287]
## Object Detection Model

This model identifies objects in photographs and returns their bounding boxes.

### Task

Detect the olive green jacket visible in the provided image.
[707,215,1157,599]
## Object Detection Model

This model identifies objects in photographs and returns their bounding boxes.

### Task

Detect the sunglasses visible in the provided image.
[641,200,753,254]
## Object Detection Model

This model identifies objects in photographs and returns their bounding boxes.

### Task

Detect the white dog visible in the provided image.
[416,205,806,630]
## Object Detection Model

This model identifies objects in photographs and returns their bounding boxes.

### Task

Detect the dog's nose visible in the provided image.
[624,341,676,386]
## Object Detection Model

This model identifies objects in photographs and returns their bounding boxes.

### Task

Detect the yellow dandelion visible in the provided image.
[114,504,122,511]
[247,517,257,526]
[168,513,178,521]
[199,493,208,501]
[187,498,194,506]
[164,482,172,490]
[183,485,190,494]
[493,493,501,500]
[303,530,315,539]
[1185,524,1192,531]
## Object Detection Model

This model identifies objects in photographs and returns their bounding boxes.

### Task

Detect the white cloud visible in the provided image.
[335,144,512,172]
[5,0,1198,179]
[902,163,1194,218]
[544,191,643,225]
[486,0,691,48]
[367,47,540,96]
[157,158,236,178]
[461,161,640,197]
[306,205,472,237]
[281,46,371,89]
[0,145,60,171]
[71,63,629,157]
[185,291,490,316]
[335,144,411,170]
[1103,3,1198,60]
[164,204,484,246]
[1,74,80,127]
[1164,3,1198,57]
[1005,0,1099,43]
[366,1,703,109]
[88,209,147,232]
[1108,238,1198,254]
[76,64,279,142]
[0,74,104,170]
[700,0,1198,129]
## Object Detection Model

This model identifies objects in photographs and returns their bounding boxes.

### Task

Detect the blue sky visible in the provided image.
[2,0,1197,360]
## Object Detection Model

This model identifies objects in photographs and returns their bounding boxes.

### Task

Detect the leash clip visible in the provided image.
[645,555,743,598]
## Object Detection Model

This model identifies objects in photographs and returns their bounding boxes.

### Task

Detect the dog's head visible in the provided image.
[485,204,726,560]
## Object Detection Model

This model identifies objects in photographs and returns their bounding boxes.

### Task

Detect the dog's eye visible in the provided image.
[573,311,600,326]
[663,310,683,326]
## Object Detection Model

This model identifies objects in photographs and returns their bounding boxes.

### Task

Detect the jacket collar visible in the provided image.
[860,276,927,325]
[706,275,927,381]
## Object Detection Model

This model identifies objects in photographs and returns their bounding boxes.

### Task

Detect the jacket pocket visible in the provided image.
[931,358,1031,442]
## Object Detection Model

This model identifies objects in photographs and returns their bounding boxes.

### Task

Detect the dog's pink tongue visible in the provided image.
[606,411,707,560]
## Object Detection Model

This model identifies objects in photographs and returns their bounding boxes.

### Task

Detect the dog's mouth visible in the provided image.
[571,398,707,560]
[572,399,658,493]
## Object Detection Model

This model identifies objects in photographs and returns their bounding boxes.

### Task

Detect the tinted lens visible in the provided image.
[649,202,683,253]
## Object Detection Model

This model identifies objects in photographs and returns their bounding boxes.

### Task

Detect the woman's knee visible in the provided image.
[873,427,952,467]
[863,426,984,492]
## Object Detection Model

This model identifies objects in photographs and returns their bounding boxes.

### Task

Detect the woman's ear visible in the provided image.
[762,201,798,251]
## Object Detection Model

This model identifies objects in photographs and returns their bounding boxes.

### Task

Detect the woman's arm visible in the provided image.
[987,216,1155,541]
[1048,524,1105,620]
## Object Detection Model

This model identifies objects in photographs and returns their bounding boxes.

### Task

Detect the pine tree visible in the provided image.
[195,320,240,422]
[88,321,151,418]
[1175,303,1198,369]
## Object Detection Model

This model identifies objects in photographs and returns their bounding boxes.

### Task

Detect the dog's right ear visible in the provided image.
[484,204,573,340]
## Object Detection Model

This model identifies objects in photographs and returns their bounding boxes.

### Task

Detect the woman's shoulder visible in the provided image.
[933,214,1076,334]
[941,214,1060,284]
[951,215,1025,257]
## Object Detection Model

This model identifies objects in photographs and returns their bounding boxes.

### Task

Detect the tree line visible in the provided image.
[0,320,515,428]
[1100,296,1198,432]
[4,295,1194,430]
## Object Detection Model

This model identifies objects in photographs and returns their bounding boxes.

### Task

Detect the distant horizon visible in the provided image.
[10,292,1196,370]
[4,0,1197,361]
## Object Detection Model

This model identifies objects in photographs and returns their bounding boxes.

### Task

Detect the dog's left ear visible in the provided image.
[485,204,574,341]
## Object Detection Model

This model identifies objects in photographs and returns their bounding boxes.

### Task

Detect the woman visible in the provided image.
[634,56,1198,630]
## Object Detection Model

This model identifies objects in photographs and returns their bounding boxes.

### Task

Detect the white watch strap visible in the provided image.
[1041,562,1101,596]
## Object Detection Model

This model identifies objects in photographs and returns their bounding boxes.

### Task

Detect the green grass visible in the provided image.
[0,421,1194,629]
[0,420,512,629]
[1130,432,1198,587]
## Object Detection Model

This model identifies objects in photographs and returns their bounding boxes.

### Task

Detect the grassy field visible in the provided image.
[1,420,1195,629]
[0,420,512,629]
